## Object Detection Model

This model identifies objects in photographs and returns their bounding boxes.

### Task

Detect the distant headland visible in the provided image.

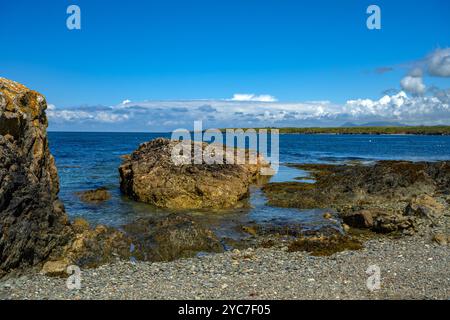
[219,126,450,135]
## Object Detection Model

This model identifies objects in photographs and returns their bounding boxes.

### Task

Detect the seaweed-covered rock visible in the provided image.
[119,138,270,209]
[42,223,134,276]
[0,78,73,276]
[123,214,223,261]
[263,161,450,234]
[287,235,363,256]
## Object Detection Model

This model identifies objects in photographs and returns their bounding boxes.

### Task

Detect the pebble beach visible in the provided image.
[1,234,448,300]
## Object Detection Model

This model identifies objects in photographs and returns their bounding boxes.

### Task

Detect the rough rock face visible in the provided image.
[44,222,133,275]
[0,78,73,275]
[119,138,270,209]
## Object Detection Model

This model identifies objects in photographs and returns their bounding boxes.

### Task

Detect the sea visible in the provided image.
[48,132,450,238]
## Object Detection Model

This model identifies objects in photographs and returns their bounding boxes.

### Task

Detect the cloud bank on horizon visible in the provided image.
[47,49,450,132]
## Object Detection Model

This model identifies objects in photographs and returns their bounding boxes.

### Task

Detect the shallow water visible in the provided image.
[48,132,450,235]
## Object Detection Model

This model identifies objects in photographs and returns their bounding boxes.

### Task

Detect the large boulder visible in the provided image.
[0,78,73,276]
[119,138,270,209]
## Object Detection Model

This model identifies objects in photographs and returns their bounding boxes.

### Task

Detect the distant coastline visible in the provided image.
[48,126,450,136]
[219,126,450,136]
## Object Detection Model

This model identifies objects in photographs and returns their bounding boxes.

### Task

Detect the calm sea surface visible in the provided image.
[48,132,450,236]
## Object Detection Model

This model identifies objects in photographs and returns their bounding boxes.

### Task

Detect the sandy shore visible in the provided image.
[1,234,448,300]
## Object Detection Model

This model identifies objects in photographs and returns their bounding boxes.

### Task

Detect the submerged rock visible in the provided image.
[0,78,73,276]
[119,138,271,209]
[123,214,223,261]
[76,187,111,203]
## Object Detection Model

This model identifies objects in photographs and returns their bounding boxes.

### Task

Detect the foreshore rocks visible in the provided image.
[122,214,223,262]
[1,79,136,277]
[119,138,271,210]
[263,161,450,235]
[43,220,134,276]
[42,214,225,276]
[0,78,73,276]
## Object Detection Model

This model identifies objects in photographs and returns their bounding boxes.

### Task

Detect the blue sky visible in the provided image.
[1,0,449,131]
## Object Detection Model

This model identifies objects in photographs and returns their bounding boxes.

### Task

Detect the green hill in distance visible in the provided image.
[219,126,450,135]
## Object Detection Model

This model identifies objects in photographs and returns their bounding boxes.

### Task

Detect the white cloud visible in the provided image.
[343,91,449,123]
[229,93,278,102]
[400,75,426,95]
[96,112,129,123]
[48,107,128,123]
[427,48,450,77]
[121,99,132,105]
[46,88,450,132]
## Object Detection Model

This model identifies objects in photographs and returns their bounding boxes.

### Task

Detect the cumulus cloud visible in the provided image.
[427,48,450,77]
[47,105,129,124]
[400,75,426,95]
[344,91,450,125]
[46,87,450,132]
[229,93,278,102]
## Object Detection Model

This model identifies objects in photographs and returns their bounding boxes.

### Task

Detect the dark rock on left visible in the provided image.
[0,78,74,276]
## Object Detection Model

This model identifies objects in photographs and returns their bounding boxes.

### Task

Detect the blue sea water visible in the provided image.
[48,132,450,234]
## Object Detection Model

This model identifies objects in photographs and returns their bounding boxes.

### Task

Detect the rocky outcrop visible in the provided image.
[0,79,232,277]
[263,161,450,235]
[119,138,270,209]
[43,221,133,275]
[0,78,134,277]
[0,78,73,276]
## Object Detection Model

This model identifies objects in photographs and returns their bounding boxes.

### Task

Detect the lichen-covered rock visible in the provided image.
[119,138,270,209]
[0,78,73,276]
[432,233,448,246]
[404,194,446,219]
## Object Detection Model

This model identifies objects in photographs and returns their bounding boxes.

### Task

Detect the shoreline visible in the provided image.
[1,233,448,300]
